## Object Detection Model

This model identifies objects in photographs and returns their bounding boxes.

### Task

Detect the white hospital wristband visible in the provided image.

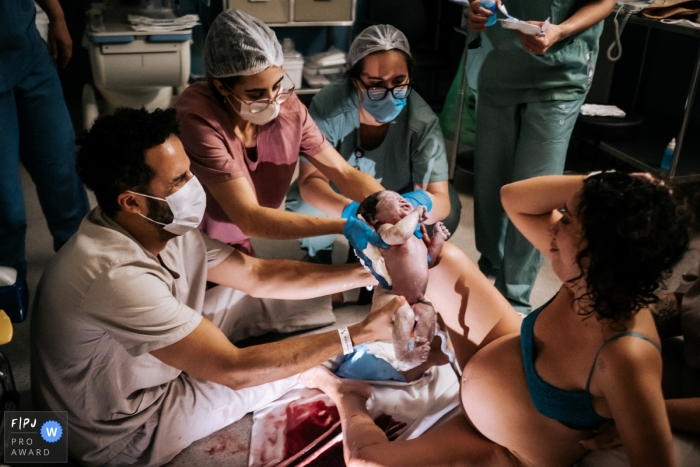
[338,327,354,355]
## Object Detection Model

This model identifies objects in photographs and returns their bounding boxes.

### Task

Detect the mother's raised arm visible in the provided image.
[501,174,586,258]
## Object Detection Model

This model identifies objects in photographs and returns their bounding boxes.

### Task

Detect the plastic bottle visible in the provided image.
[660,138,676,171]
[481,0,498,27]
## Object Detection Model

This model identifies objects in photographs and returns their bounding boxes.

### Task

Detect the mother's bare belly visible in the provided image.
[461,334,591,467]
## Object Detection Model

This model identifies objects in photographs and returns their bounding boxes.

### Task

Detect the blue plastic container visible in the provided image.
[661,138,676,171]
[481,0,498,26]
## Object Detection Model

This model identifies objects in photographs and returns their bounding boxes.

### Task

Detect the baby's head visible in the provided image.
[358,190,413,226]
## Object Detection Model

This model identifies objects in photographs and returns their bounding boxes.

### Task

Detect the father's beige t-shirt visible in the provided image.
[30,208,233,465]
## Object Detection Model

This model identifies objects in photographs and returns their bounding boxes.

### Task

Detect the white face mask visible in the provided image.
[234,98,280,125]
[128,176,207,235]
[225,86,284,126]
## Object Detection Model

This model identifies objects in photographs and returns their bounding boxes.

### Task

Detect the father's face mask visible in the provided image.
[128,175,207,235]
[360,90,406,123]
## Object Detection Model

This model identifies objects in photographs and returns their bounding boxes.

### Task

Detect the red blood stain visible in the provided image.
[283,400,340,459]
[276,400,407,466]
[373,413,407,441]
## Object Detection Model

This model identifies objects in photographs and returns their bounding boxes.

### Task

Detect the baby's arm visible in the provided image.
[377,206,427,245]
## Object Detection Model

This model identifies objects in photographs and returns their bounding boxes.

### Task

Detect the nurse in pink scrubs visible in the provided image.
[175,9,384,255]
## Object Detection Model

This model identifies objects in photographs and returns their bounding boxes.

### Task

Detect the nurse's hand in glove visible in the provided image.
[343,216,392,289]
[343,215,388,252]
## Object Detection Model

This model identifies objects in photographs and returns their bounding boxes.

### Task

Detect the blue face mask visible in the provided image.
[360,90,406,123]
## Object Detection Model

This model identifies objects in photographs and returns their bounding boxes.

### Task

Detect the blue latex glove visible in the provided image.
[343,216,391,289]
[335,344,406,382]
[402,190,432,239]
[341,201,360,219]
[344,215,387,251]
[402,189,433,211]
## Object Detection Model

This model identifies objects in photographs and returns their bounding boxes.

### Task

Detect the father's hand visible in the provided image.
[359,295,405,342]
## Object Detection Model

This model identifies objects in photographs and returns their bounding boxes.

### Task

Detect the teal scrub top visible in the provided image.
[307,78,449,193]
[477,0,604,106]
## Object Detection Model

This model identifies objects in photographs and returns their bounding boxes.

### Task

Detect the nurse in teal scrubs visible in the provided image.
[286,25,460,263]
[468,0,616,313]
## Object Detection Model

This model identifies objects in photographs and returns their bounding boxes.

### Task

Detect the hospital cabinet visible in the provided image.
[225,0,356,95]
[592,15,700,183]
[225,0,355,26]
[82,3,193,128]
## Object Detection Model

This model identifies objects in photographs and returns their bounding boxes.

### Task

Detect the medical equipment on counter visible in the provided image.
[281,38,303,89]
[82,2,194,129]
[607,1,649,61]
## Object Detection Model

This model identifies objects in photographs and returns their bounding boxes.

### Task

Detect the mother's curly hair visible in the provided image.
[574,172,688,323]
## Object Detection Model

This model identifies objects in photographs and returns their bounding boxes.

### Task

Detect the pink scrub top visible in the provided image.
[175,82,330,251]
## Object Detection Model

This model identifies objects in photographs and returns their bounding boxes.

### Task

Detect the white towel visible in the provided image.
[581,104,626,118]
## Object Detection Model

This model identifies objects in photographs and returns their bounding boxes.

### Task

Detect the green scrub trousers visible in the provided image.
[474,98,585,313]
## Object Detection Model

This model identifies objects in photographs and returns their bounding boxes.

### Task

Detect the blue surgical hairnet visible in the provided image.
[204,9,284,78]
[346,25,412,69]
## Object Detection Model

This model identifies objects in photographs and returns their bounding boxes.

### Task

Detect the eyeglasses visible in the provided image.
[358,80,413,101]
[227,76,296,113]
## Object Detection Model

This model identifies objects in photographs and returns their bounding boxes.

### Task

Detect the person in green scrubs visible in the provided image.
[286,25,460,263]
[468,0,616,313]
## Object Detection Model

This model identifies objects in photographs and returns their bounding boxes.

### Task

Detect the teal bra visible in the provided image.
[521,298,661,430]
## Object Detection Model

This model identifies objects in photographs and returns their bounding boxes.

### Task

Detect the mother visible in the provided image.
[175,9,384,255]
[302,172,689,466]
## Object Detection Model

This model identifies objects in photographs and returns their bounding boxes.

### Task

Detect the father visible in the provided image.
[30,108,398,466]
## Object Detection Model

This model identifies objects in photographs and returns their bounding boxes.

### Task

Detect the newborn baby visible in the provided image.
[356,191,450,370]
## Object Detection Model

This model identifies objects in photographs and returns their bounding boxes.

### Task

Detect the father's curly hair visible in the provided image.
[574,172,688,323]
[76,108,179,217]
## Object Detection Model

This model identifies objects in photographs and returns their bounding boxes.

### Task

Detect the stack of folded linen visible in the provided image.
[127,14,200,32]
[303,47,347,88]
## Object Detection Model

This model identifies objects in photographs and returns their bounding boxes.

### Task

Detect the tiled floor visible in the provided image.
[7,165,562,466]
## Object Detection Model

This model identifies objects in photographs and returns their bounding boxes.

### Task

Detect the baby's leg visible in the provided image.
[393,300,424,371]
[373,287,419,338]
[412,300,437,348]
[373,287,425,370]
[427,222,450,268]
